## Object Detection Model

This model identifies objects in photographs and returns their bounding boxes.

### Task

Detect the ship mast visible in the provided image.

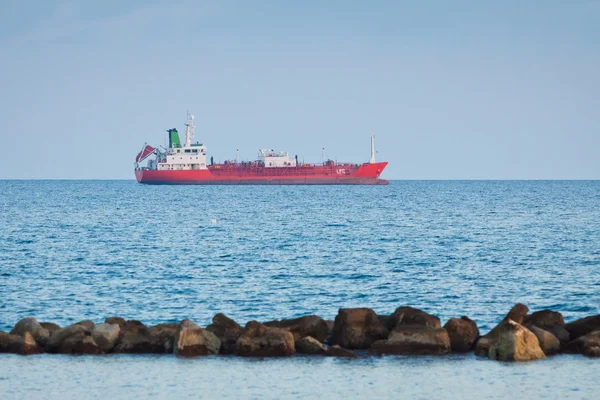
[370,132,376,164]
[184,112,195,147]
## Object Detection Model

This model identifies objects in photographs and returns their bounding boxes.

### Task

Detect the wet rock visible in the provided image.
[389,306,441,329]
[329,308,388,349]
[295,336,327,354]
[174,320,221,357]
[475,303,530,356]
[148,323,179,353]
[91,323,120,353]
[236,321,295,357]
[528,325,560,356]
[523,310,564,331]
[10,318,50,347]
[0,332,43,355]
[324,345,358,358]
[443,316,479,353]
[46,324,90,353]
[264,315,330,343]
[105,317,127,327]
[562,330,600,357]
[488,320,545,362]
[564,315,600,340]
[40,322,61,337]
[369,325,451,355]
[206,313,242,354]
[75,320,95,330]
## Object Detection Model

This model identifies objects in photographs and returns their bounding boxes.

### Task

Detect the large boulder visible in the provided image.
[236,321,295,357]
[488,320,545,362]
[46,324,90,353]
[148,323,179,353]
[369,325,451,355]
[564,315,600,340]
[10,318,50,347]
[0,331,43,355]
[523,310,564,331]
[475,303,529,356]
[206,313,242,354]
[528,325,560,356]
[113,320,163,354]
[443,316,479,353]
[264,315,330,343]
[329,308,388,349]
[91,323,120,353]
[105,317,127,327]
[75,320,95,330]
[174,320,221,357]
[562,330,600,357]
[389,306,441,329]
[295,336,327,354]
[46,324,102,355]
[40,322,61,337]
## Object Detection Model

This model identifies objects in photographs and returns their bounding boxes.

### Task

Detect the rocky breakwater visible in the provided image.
[1,305,600,361]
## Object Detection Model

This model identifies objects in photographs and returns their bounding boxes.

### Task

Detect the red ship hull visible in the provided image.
[136,162,389,185]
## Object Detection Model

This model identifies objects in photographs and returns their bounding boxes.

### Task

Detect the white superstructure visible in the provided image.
[258,149,297,167]
[157,113,208,171]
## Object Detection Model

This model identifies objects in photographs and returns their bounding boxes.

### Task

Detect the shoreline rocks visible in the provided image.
[2,306,599,361]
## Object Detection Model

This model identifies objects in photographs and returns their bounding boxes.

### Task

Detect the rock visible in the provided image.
[60,334,103,355]
[174,320,221,357]
[46,324,90,353]
[206,313,242,354]
[112,320,163,353]
[45,323,101,355]
[40,322,61,337]
[505,303,529,324]
[0,331,43,355]
[296,336,327,354]
[564,315,600,340]
[563,330,600,358]
[105,317,127,327]
[475,303,530,357]
[443,316,479,353]
[148,323,179,353]
[474,337,494,357]
[547,325,571,344]
[369,325,451,355]
[75,320,95,330]
[324,345,358,358]
[236,321,295,357]
[264,315,330,343]
[488,320,545,362]
[528,325,560,356]
[389,306,441,329]
[91,323,120,352]
[329,308,388,349]
[10,318,50,347]
[523,310,564,331]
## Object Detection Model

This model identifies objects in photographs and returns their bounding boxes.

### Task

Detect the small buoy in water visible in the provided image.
[210,219,217,224]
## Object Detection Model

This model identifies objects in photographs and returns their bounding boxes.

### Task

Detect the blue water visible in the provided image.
[1,180,600,399]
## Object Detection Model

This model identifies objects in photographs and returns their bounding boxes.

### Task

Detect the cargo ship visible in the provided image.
[134,113,388,185]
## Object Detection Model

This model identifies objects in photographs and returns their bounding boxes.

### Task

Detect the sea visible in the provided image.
[1,180,599,399]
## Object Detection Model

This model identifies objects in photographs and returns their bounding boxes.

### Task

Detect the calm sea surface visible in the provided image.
[1,180,600,399]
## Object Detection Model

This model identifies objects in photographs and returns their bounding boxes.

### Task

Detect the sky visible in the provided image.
[0,0,599,179]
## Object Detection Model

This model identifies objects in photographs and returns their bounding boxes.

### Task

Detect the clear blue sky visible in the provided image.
[1,0,598,179]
